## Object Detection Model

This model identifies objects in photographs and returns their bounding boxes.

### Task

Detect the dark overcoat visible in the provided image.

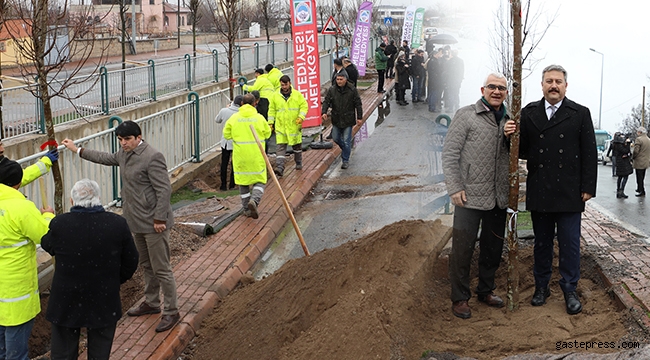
[519,97,598,212]
[41,207,139,328]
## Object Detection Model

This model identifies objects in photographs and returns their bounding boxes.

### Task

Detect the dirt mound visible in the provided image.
[187,220,636,360]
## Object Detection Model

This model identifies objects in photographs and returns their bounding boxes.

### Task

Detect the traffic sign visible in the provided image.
[384,17,393,26]
[321,16,339,35]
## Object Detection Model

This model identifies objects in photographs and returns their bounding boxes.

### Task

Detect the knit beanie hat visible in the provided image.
[0,158,23,187]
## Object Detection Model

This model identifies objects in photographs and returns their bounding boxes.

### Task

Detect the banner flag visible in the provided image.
[350,1,373,76]
[401,5,417,48]
[290,0,322,127]
[411,8,425,49]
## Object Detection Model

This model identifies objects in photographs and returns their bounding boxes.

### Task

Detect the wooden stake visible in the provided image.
[249,125,310,256]
[39,177,48,209]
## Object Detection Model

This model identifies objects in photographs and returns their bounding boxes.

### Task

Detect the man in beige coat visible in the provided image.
[442,73,510,319]
[633,126,650,196]
[62,121,179,333]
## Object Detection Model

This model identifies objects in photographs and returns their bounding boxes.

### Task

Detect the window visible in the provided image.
[149,0,154,4]
[164,16,169,26]
[181,16,185,26]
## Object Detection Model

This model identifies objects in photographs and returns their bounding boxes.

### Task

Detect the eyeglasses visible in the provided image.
[485,84,507,91]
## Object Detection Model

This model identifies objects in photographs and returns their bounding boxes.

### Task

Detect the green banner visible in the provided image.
[411,8,425,49]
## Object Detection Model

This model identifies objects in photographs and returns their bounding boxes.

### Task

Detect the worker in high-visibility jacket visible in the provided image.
[268,75,308,177]
[242,68,275,120]
[0,140,59,187]
[265,63,283,91]
[223,93,272,220]
[0,158,54,360]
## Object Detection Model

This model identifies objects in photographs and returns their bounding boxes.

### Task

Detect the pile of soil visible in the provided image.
[182,220,642,360]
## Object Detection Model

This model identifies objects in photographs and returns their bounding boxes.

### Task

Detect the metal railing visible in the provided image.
[16,50,340,211]
[1,35,376,141]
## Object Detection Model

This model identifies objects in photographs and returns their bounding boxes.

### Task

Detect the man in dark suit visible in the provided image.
[42,179,139,359]
[62,121,180,332]
[504,64,598,315]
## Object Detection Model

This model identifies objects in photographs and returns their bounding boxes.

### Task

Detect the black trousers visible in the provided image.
[50,323,116,360]
[220,147,235,189]
[531,212,581,293]
[449,205,506,302]
[636,168,646,193]
[257,98,269,120]
[377,70,385,92]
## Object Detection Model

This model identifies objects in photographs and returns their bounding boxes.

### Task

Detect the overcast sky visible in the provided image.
[380,0,650,133]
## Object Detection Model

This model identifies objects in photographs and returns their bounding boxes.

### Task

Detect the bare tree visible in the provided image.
[6,0,109,214]
[493,0,556,311]
[490,0,557,108]
[187,0,201,57]
[206,0,244,100]
[257,0,281,44]
[620,103,649,135]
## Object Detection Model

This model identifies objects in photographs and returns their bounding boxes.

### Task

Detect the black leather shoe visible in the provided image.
[127,302,161,316]
[531,287,550,306]
[477,293,505,308]
[451,300,471,319]
[155,313,181,332]
[636,192,646,197]
[564,291,582,315]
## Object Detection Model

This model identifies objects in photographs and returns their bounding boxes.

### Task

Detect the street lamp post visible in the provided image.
[589,48,604,129]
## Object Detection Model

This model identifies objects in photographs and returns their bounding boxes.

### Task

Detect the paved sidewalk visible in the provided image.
[581,206,650,329]
[82,79,650,359]
[78,79,394,360]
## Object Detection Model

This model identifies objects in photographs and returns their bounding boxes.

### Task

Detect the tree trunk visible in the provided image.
[506,0,523,311]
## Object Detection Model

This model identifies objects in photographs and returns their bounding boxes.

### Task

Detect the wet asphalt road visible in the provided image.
[590,163,649,237]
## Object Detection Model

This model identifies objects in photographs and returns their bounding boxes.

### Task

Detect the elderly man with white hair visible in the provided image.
[41,179,138,360]
[633,126,650,196]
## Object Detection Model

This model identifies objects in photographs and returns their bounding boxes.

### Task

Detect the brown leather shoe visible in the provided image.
[127,302,161,317]
[451,300,471,319]
[155,313,181,332]
[477,293,505,308]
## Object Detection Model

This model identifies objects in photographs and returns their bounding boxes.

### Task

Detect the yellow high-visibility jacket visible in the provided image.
[268,88,308,146]
[0,184,54,326]
[223,104,272,186]
[267,68,283,91]
[21,156,53,187]
[243,75,275,99]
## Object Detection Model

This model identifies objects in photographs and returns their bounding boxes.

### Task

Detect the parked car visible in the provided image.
[602,139,612,165]
[423,27,438,40]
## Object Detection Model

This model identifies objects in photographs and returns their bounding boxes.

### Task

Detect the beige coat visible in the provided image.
[633,133,650,170]
[81,141,173,233]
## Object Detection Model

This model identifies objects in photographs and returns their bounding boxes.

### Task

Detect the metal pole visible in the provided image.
[131,0,136,54]
[177,0,181,48]
[589,48,604,129]
[643,86,646,129]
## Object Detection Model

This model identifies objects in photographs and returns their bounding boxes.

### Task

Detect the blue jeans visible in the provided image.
[411,76,421,101]
[0,319,34,360]
[331,125,353,162]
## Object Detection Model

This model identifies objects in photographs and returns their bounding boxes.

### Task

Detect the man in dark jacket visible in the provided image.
[374,43,388,93]
[505,64,598,315]
[384,40,398,78]
[427,49,445,112]
[410,49,426,102]
[342,57,359,88]
[331,58,348,85]
[321,72,363,169]
[42,179,138,360]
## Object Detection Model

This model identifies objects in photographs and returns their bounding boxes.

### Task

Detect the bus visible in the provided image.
[594,129,612,163]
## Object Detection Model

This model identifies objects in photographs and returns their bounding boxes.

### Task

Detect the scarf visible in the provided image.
[480,96,506,125]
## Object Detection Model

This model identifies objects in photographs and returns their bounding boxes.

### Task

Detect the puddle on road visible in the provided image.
[354,99,390,146]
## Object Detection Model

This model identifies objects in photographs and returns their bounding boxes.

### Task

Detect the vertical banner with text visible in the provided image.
[411,8,425,49]
[401,5,417,47]
[350,1,373,76]
[291,0,322,127]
